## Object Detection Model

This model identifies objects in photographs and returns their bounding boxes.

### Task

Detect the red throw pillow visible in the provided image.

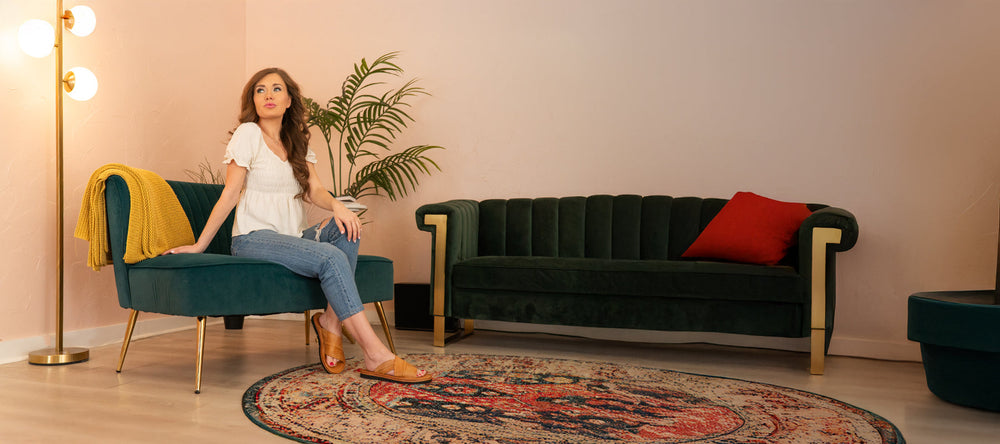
[681,192,812,265]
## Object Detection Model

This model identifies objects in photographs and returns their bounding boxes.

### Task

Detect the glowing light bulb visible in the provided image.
[18,19,55,58]
[65,67,98,101]
[67,6,96,37]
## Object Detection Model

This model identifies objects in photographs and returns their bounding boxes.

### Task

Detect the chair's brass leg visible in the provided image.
[464,319,474,335]
[374,302,396,355]
[116,310,140,373]
[304,310,311,346]
[810,227,842,375]
[195,316,207,394]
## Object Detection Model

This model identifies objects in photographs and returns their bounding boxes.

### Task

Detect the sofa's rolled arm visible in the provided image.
[415,200,481,320]
[799,207,858,253]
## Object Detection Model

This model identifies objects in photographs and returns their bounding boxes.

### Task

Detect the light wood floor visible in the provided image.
[1,319,997,443]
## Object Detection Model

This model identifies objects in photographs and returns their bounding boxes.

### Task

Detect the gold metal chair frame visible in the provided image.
[115,303,396,394]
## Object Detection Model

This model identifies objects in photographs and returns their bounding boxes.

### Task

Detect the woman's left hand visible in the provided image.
[332,205,361,242]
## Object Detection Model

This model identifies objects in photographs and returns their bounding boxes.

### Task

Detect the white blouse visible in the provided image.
[223,122,317,237]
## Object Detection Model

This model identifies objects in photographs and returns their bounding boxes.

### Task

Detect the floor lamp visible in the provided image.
[19,0,98,365]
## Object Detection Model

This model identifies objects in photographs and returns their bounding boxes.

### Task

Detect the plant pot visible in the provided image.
[336,195,367,213]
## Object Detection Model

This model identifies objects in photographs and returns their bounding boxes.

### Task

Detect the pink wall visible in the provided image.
[0,0,245,340]
[3,1,999,361]
[246,0,1000,359]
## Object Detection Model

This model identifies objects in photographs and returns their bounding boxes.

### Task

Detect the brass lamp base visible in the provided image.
[28,347,90,365]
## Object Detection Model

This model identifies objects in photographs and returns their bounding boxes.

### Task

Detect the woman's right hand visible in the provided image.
[162,244,205,255]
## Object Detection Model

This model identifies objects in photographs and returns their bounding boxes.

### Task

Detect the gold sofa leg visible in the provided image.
[116,310,140,373]
[425,214,471,347]
[195,316,206,394]
[810,227,843,375]
[425,214,449,347]
[434,316,446,347]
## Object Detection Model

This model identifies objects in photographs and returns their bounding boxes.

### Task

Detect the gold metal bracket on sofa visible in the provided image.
[425,214,474,347]
[810,227,842,375]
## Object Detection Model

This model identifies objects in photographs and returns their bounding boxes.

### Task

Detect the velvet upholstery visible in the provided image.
[416,195,858,346]
[105,175,394,316]
[908,291,1000,411]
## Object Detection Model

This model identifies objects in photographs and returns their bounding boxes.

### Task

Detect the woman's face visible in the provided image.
[252,72,292,120]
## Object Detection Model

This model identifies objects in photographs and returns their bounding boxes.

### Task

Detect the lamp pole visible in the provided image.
[28,0,90,366]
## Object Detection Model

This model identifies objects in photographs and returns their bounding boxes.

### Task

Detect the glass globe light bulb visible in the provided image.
[65,67,98,101]
[67,6,97,37]
[18,19,55,58]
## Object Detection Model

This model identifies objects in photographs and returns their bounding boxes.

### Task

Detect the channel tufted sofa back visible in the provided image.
[474,195,826,261]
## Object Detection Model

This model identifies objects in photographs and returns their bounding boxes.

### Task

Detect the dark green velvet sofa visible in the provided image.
[416,195,858,374]
[105,175,395,393]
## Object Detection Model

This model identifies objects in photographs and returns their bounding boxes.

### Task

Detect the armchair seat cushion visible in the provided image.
[127,253,325,317]
[452,256,804,303]
[126,254,393,317]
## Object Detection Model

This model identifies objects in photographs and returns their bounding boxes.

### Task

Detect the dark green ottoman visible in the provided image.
[356,255,395,305]
[907,291,1000,411]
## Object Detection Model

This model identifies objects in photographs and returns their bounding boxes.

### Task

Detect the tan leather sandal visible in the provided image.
[311,313,345,374]
[359,357,432,384]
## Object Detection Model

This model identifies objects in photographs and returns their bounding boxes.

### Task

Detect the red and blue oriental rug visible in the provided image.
[243,353,904,443]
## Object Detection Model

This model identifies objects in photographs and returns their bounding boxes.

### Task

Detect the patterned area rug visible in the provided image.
[243,354,904,443]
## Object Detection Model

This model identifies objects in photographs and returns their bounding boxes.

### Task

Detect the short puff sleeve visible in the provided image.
[223,123,259,168]
[305,148,317,164]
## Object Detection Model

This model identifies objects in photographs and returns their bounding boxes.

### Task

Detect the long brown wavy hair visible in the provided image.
[236,68,312,199]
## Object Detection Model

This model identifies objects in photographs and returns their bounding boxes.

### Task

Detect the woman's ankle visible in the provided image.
[319,312,341,335]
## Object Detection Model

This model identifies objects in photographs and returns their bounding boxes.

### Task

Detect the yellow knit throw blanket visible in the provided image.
[75,163,195,271]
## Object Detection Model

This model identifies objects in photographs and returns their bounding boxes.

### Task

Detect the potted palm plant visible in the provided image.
[305,52,443,214]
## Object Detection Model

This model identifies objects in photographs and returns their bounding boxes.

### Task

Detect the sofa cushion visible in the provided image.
[451,256,804,304]
[682,191,812,265]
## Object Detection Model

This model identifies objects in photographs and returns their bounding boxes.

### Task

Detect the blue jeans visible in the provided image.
[231,221,362,320]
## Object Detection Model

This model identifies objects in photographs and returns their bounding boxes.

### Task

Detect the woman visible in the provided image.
[166,68,430,384]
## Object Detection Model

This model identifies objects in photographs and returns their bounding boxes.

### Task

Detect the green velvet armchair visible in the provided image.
[104,175,394,393]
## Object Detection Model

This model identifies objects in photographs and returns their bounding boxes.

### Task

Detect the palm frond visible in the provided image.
[343,80,429,161]
[345,145,443,201]
[306,52,444,201]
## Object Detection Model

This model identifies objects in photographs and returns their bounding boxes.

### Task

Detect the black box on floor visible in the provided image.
[394,283,460,332]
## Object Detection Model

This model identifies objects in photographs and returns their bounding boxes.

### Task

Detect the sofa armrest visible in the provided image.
[415,200,480,326]
[796,207,859,374]
[799,207,859,253]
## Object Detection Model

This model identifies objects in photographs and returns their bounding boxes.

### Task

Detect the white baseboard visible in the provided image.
[1,309,922,364]
[276,311,922,362]
[472,320,923,362]
[0,309,388,365]
[0,316,221,365]
[827,335,922,362]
